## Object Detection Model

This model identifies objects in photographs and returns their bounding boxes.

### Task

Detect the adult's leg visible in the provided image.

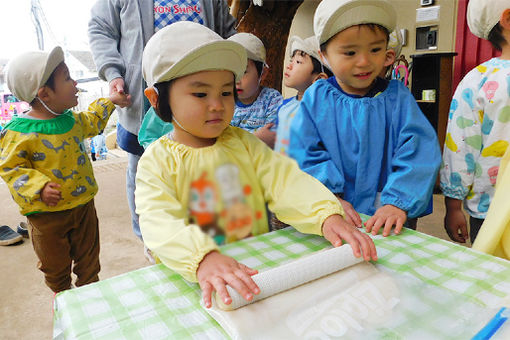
[127,152,142,239]
[70,200,100,287]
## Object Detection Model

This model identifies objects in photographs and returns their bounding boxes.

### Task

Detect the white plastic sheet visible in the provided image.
[205,247,500,339]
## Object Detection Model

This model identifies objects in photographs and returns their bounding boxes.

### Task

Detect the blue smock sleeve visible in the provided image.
[288,87,345,194]
[380,87,441,217]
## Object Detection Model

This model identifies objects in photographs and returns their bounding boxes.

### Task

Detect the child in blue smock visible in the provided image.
[289,0,441,237]
[274,36,332,156]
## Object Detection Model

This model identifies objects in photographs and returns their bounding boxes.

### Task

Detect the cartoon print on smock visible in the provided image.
[188,172,224,244]
[488,166,499,185]
[0,99,115,215]
[13,174,31,203]
[43,134,90,198]
[215,164,256,243]
[482,81,498,104]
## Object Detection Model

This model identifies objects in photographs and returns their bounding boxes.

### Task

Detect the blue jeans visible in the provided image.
[127,153,142,239]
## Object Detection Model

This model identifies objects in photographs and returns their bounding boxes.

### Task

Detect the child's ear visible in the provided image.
[37,86,51,102]
[384,49,396,68]
[260,65,269,83]
[500,9,510,30]
[313,72,329,82]
[144,87,159,108]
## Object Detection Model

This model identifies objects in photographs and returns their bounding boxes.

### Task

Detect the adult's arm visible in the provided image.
[212,0,237,38]
[88,0,126,82]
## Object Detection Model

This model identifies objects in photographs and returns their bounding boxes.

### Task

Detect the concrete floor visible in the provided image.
[0,154,468,339]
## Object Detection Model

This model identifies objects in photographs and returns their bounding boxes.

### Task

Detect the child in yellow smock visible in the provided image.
[135,22,377,309]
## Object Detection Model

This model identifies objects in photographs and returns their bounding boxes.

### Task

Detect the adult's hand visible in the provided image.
[109,78,131,107]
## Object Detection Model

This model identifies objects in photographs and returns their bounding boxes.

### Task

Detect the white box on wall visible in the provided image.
[416,6,440,22]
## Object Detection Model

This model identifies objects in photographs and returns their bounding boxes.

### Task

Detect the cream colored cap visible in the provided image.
[467,0,508,40]
[314,0,396,45]
[288,35,331,72]
[227,32,266,63]
[6,46,65,103]
[388,27,403,57]
[142,22,247,87]
[289,36,321,62]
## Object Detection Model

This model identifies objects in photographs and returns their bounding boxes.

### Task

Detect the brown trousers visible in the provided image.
[27,200,100,293]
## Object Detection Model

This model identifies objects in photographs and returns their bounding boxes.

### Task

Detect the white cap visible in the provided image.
[314,0,396,45]
[289,36,321,62]
[6,46,65,103]
[467,0,508,40]
[142,22,247,87]
[388,27,403,57]
[288,36,331,72]
[227,32,266,63]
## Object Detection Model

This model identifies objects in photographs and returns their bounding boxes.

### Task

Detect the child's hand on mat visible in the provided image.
[365,205,406,237]
[335,196,362,227]
[41,182,61,206]
[322,214,377,261]
[197,251,260,309]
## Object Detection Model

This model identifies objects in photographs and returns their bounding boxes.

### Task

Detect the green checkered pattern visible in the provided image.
[53,226,510,339]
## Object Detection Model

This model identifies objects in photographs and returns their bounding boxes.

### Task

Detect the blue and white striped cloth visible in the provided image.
[154,0,204,32]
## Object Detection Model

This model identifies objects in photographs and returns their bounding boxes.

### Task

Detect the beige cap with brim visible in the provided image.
[467,0,508,40]
[314,0,396,45]
[227,32,266,63]
[388,27,403,57]
[288,35,331,72]
[142,22,247,87]
[6,46,65,103]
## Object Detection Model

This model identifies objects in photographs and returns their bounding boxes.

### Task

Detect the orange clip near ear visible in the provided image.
[144,87,159,108]
[500,9,510,30]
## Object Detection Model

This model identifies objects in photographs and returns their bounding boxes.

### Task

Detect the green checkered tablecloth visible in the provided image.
[53,227,510,339]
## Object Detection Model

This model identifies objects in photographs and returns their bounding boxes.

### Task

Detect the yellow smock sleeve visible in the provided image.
[78,98,116,137]
[472,148,510,260]
[135,141,219,283]
[0,132,51,210]
[239,129,344,235]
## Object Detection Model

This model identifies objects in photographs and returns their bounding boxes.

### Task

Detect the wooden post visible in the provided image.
[233,0,304,91]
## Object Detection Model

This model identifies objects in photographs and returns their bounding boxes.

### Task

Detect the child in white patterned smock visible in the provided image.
[227,33,283,148]
[441,0,510,244]
[135,22,377,309]
[274,35,332,156]
[0,47,130,292]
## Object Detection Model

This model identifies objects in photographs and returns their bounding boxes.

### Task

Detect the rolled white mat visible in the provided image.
[216,245,364,310]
